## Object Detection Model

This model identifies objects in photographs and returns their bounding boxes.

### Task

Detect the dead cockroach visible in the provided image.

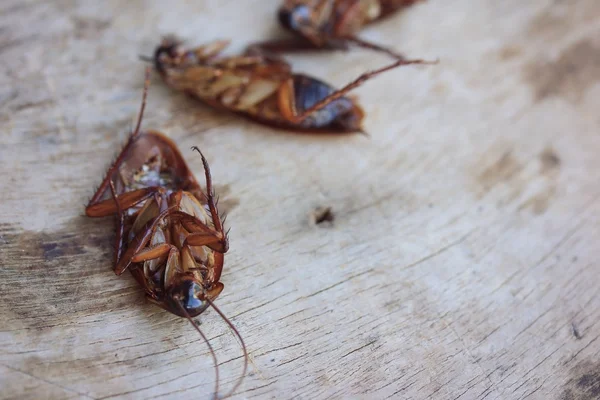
[85,68,247,399]
[148,36,434,134]
[251,0,426,60]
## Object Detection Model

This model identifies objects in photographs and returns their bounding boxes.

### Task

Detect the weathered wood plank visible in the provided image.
[1,0,600,399]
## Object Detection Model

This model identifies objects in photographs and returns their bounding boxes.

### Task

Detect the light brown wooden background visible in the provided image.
[1,1,599,399]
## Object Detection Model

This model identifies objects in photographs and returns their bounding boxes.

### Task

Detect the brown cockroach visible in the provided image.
[85,69,247,399]
[149,36,434,134]
[251,0,426,60]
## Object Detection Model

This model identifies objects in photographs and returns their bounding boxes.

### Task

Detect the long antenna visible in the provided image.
[133,66,151,138]
[289,58,438,124]
[177,302,220,400]
[206,298,248,399]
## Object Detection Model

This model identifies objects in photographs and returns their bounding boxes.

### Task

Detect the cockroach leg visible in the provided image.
[343,35,406,61]
[173,210,226,252]
[184,233,226,252]
[191,146,228,251]
[286,57,437,124]
[86,67,152,216]
[167,211,224,253]
[131,243,173,263]
[86,187,159,217]
[108,179,126,265]
[193,39,230,63]
[114,206,178,275]
[133,67,151,137]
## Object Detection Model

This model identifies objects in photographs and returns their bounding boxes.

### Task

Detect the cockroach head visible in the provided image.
[278,3,312,33]
[154,35,185,74]
[167,275,224,318]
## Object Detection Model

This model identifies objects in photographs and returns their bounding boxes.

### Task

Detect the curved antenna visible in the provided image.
[176,301,220,400]
[206,297,248,399]
[133,66,152,138]
[288,57,438,124]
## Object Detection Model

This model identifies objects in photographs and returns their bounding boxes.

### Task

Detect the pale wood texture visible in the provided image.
[1,1,600,399]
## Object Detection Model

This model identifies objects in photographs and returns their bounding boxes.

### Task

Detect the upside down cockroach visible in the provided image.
[85,69,247,399]
[149,36,433,134]
[251,0,426,60]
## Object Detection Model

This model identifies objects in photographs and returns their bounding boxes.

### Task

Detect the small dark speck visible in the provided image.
[540,148,561,170]
[555,254,561,261]
[571,323,582,340]
[572,256,578,263]
[428,203,434,208]
[271,358,275,362]
[311,206,334,226]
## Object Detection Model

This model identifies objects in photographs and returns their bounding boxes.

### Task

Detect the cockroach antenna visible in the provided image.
[133,66,151,138]
[206,297,248,399]
[288,57,438,124]
[176,302,221,400]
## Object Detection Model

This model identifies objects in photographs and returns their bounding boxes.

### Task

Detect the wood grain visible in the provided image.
[1,0,600,399]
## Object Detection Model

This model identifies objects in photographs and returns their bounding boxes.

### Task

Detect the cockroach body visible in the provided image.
[152,37,431,134]
[256,0,426,59]
[85,70,246,399]
[86,132,226,316]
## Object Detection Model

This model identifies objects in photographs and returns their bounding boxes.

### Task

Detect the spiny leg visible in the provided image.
[131,243,173,263]
[133,66,151,137]
[286,57,437,124]
[171,211,226,253]
[86,66,151,210]
[184,233,227,253]
[114,206,178,275]
[190,146,228,252]
[108,180,126,265]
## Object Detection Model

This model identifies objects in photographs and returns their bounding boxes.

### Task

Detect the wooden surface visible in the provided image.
[1,1,600,399]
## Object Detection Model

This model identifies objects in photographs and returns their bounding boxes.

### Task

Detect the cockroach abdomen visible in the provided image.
[293,74,354,128]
